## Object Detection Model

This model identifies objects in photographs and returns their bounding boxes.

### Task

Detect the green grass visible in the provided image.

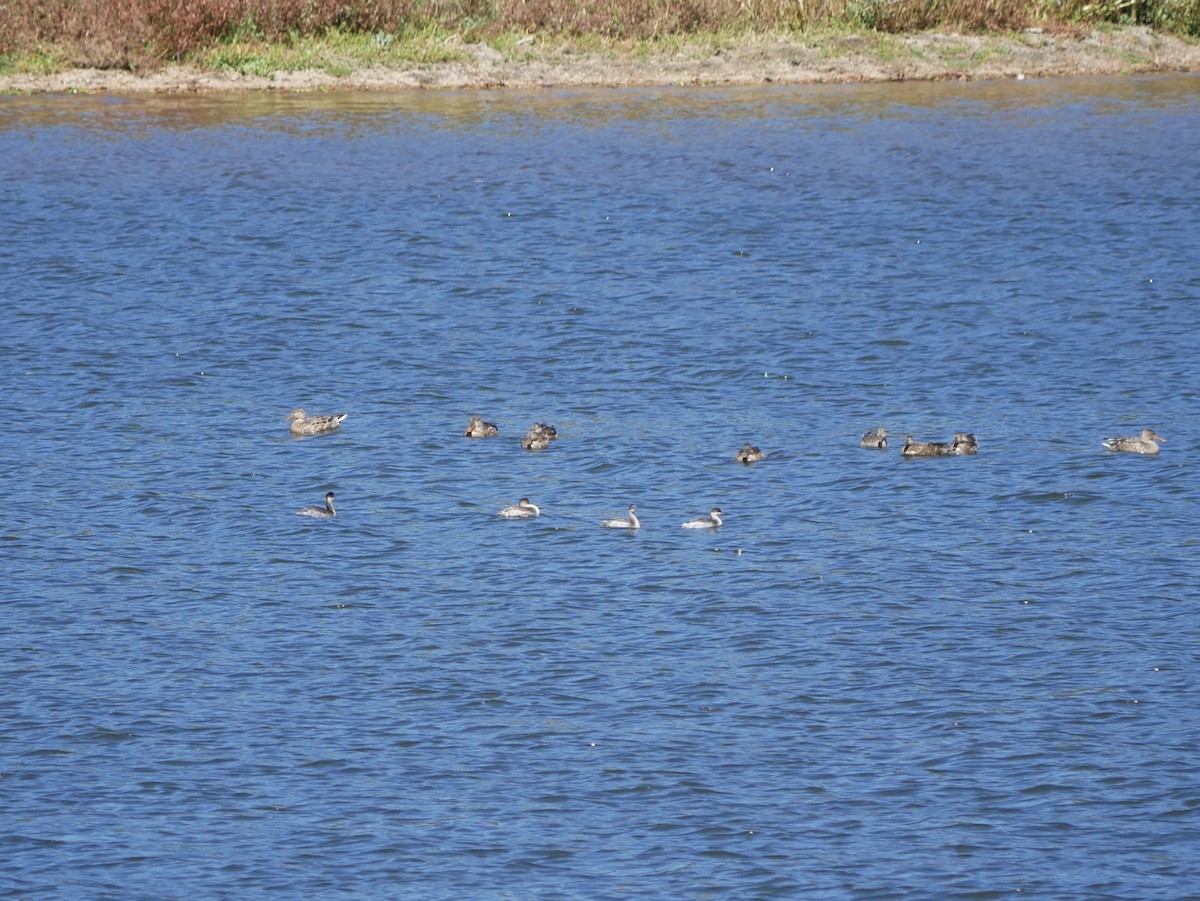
[0,46,68,75]
[197,25,474,77]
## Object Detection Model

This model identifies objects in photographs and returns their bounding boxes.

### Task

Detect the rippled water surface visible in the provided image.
[3,76,1199,899]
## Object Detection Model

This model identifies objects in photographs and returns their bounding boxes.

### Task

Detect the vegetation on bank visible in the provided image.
[1,0,1198,74]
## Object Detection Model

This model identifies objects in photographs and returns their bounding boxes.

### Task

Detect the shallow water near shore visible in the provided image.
[2,75,1198,899]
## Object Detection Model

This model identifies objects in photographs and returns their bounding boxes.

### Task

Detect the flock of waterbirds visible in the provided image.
[289,408,1167,524]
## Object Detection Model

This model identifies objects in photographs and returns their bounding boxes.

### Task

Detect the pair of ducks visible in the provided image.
[499,500,724,530]
[905,432,979,457]
[861,426,1167,456]
[859,428,978,456]
[471,418,764,464]
[465,416,559,451]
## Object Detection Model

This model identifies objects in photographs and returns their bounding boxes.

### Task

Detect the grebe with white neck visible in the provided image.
[601,505,640,529]
[682,508,724,529]
[499,498,540,518]
[296,492,336,518]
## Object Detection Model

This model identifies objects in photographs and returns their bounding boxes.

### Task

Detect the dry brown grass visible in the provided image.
[1,0,1197,70]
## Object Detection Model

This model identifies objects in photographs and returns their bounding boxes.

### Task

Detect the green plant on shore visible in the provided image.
[199,22,473,76]
[0,46,68,75]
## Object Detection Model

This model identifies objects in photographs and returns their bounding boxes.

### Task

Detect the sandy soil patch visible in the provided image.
[2,26,1197,94]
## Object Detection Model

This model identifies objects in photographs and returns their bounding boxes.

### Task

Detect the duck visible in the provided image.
[464,415,499,438]
[296,491,336,518]
[681,508,724,529]
[735,442,765,464]
[902,435,954,456]
[601,505,641,529]
[521,422,558,451]
[1103,428,1165,455]
[287,408,347,437]
[860,428,888,449]
[951,432,979,455]
[498,498,540,518]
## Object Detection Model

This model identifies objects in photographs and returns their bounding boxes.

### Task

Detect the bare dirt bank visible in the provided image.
[3,26,1197,95]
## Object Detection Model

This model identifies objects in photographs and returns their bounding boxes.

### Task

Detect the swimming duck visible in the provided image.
[296,491,336,518]
[902,435,954,457]
[287,408,347,437]
[682,508,724,529]
[601,504,641,529]
[498,498,540,518]
[735,443,765,464]
[464,415,499,438]
[521,422,558,451]
[951,432,979,455]
[860,428,888,449]
[1102,428,1165,455]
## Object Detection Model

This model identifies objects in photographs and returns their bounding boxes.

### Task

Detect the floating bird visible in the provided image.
[601,504,641,529]
[682,507,724,529]
[860,428,888,449]
[296,491,336,518]
[521,422,558,451]
[287,408,347,437]
[902,435,954,456]
[735,442,765,464]
[498,498,540,518]
[464,415,499,438]
[1103,428,1165,455]
[951,432,979,455]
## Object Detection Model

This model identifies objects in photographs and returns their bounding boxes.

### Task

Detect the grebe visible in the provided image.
[682,508,724,529]
[499,498,540,518]
[735,443,765,464]
[1103,428,1165,455]
[464,415,499,438]
[601,505,640,529]
[859,428,887,449]
[297,492,336,518]
[287,408,347,437]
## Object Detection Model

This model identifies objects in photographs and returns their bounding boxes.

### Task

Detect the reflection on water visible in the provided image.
[5,72,1199,132]
[1,75,1198,900]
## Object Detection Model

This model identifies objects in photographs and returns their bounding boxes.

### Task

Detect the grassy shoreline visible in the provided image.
[2,24,1198,94]
[3,0,1199,70]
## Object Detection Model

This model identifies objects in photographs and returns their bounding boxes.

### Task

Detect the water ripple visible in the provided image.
[2,76,1199,900]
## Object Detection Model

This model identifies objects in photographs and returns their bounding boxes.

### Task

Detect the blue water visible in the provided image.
[2,75,1199,899]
